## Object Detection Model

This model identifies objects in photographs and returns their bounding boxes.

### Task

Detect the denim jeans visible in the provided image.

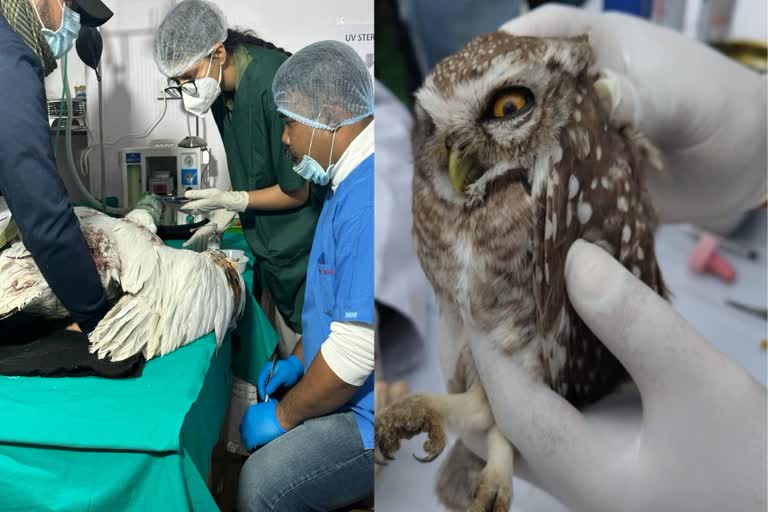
[237,411,373,511]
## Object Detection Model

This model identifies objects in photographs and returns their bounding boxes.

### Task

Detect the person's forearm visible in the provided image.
[247,183,308,210]
[291,337,304,365]
[276,351,359,430]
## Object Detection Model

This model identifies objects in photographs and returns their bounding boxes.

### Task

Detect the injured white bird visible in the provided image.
[0,205,245,361]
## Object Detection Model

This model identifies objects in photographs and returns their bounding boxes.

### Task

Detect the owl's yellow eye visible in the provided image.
[488,87,533,119]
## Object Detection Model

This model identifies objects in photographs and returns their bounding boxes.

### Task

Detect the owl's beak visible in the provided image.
[448,150,481,194]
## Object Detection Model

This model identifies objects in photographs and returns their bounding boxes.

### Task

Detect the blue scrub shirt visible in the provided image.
[301,154,375,449]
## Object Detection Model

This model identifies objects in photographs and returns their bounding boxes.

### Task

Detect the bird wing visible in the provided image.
[0,241,67,319]
[0,204,244,362]
[89,246,244,361]
[532,105,666,405]
[0,208,130,320]
[108,216,163,295]
[532,105,666,333]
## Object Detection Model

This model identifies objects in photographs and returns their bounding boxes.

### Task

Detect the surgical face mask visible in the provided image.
[181,52,222,117]
[292,125,337,186]
[30,0,81,60]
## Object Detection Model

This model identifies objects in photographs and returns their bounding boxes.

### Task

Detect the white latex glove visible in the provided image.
[181,189,250,215]
[182,209,237,252]
[500,6,767,225]
[469,240,767,512]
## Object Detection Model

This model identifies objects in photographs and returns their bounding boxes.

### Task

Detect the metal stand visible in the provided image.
[97,59,106,211]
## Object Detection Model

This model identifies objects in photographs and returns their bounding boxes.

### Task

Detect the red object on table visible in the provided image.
[689,234,736,283]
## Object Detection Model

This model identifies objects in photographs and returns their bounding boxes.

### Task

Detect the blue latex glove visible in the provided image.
[257,355,304,400]
[240,399,287,451]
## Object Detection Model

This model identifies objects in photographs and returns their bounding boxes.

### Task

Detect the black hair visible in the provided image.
[222,29,292,57]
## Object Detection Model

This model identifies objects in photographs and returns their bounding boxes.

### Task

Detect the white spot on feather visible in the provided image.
[568,176,579,199]
[551,144,564,164]
[617,196,629,212]
[577,194,592,224]
[568,129,578,146]
[622,225,632,243]
[579,128,591,157]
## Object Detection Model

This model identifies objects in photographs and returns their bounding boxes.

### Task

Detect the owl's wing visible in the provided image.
[532,95,666,404]
[533,99,666,332]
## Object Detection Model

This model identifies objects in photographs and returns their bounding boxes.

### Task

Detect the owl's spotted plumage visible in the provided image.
[376,32,667,511]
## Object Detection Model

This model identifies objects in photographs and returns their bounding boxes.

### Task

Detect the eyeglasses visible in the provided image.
[165,78,198,96]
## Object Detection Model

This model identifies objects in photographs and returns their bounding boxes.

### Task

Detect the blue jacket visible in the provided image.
[0,15,108,333]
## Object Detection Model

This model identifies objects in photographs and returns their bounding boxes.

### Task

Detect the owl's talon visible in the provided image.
[374,394,447,465]
[412,451,439,463]
[469,467,512,512]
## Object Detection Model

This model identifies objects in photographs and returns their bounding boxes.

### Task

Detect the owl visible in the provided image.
[375,32,667,512]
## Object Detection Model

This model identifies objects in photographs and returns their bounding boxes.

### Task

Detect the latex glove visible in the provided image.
[181,189,249,215]
[469,240,767,512]
[500,6,767,225]
[240,399,287,451]
[257,354,305,400]
[181,209,237,252]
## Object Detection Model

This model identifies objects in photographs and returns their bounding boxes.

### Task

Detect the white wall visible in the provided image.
[723,0,767,39]
[45,0,373,204]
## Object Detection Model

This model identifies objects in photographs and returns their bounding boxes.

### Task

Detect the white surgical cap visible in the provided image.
[272,40,373,131]
[153,0,228,78]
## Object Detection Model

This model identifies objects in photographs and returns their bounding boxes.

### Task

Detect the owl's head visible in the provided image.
[413,33,594,206]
